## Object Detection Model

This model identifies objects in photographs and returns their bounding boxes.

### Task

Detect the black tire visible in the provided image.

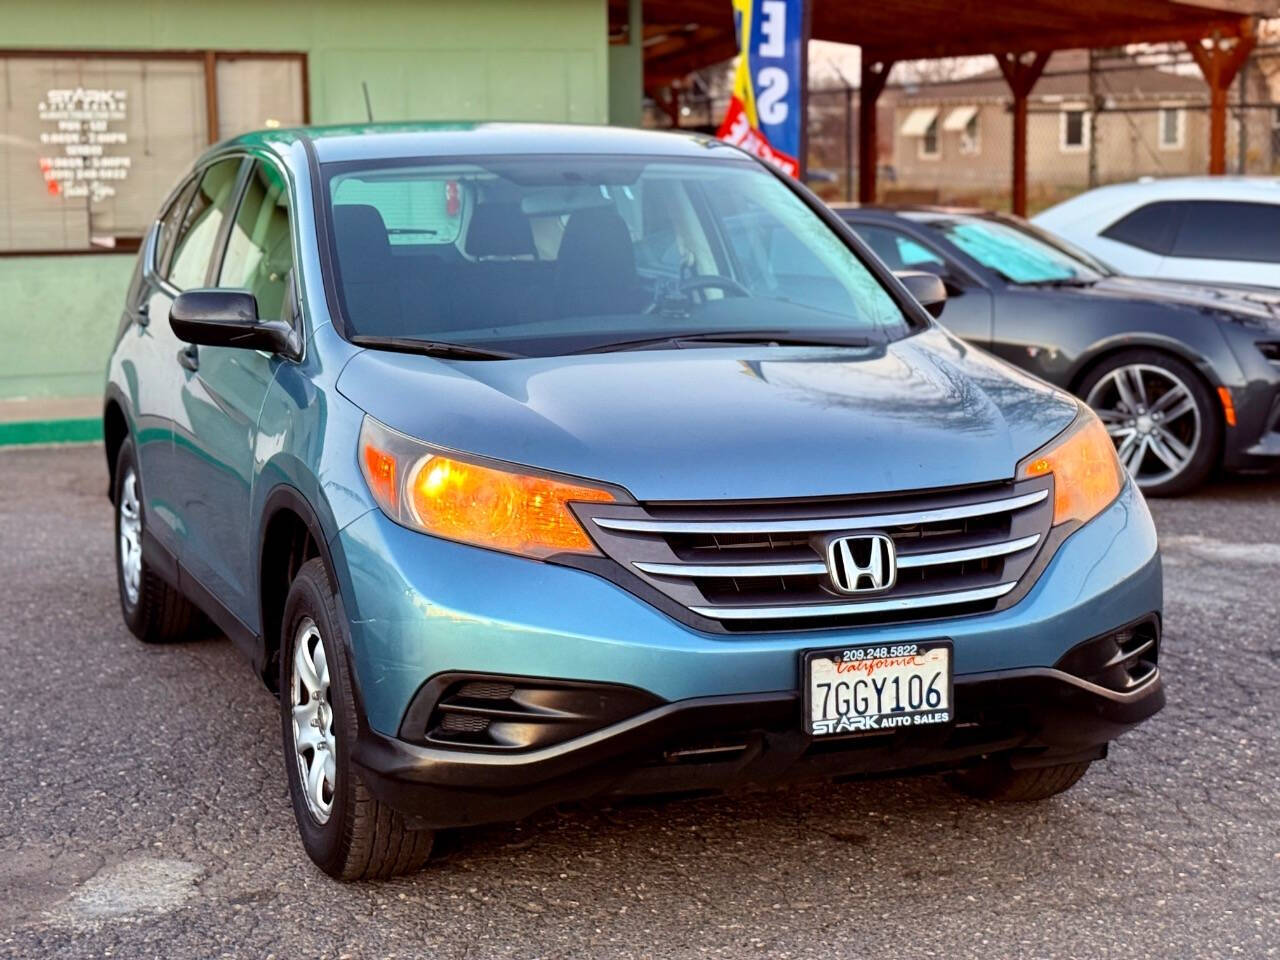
[1078,349,1220,498]
[949,759,1092,802]
[280,558,434,880]
[113,441,197,644]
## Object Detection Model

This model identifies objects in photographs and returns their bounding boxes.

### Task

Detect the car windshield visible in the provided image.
[921,216,1109,285]
[321,154,912,356]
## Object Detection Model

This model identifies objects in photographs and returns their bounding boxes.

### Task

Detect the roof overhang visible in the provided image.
[622,0,1268,87]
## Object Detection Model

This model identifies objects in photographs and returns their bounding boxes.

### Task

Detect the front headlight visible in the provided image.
[1017,405,1125,526]
[358,415,616,558]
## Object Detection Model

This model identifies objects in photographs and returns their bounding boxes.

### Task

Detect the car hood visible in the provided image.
[1059,275,1280,326]
[335,326,1078,501]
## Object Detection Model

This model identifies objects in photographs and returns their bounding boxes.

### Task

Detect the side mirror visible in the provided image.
[894,270,947,319]
[169,289,297,356]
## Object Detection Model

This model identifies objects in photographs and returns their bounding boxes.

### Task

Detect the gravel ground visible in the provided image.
[1,444,1277,960]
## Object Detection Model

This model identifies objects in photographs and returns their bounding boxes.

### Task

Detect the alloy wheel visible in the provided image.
[118,469,143,608]
[290,618,337,824]
[1086,363,1201,489]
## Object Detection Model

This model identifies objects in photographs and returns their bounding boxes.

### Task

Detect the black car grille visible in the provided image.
[573,476,1054,631]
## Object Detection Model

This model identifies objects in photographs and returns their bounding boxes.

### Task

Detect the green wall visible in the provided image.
[0,0,609,403]
[607,0,644,128]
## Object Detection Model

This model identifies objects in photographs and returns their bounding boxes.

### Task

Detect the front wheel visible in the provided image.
[280,558,434,880]
[113,441,197,643]
[1080,350,1219,497]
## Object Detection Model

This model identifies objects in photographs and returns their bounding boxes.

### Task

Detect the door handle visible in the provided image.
[177,344,199,372]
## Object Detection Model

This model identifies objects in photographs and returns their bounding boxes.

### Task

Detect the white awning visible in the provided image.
[943,105,978,132]
[899,107,939,137]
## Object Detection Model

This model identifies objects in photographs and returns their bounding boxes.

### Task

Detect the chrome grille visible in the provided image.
[575,478,1053,631]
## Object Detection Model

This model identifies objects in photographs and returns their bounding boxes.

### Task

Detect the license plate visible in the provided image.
[804,641,953,737]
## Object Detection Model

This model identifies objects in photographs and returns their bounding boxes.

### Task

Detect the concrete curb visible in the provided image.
[0,418,103,447]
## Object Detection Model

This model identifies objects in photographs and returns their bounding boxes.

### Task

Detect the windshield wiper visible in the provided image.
[573,330,874,354]
[350,335,523,360]
[1019,277,1097,288]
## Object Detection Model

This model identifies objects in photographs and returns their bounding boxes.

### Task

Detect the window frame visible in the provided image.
[1059,105,1090,153]
[918,115,941,160]
[959,112,981,156]
[1158,104,1186,151]
[0,47,309,258]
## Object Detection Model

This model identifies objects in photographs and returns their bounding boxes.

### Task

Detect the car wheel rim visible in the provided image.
[118,469,143,608]
[1086,363,1201,489]
[291,617,336,825]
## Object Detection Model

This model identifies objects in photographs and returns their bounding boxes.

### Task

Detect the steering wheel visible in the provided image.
[677,275,751,302]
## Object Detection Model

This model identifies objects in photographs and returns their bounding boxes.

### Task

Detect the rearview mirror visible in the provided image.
[169,289,297,356]
[894,271,947,319]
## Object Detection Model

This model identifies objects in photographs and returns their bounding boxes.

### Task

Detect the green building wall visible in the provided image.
[0,0,611,417]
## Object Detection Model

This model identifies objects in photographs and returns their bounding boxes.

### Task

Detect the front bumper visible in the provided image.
[330,477,1164,825]
[333,477,1161,736]
[352,664,1164,829]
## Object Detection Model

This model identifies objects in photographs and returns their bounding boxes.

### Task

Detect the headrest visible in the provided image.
[558,206,634,275]
[465,202,536,258]
[333,204,392,274]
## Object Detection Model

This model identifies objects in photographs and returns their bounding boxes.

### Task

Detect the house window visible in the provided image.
[961,114,980,155]
[1060,107,1089,153]
[0,51,307,255]
[921,115,940,159]
[1159,106,1185,150]
[943,105,980,155]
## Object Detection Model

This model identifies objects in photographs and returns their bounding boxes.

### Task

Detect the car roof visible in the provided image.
[1035,175,1280,225]
[221,121,752,165]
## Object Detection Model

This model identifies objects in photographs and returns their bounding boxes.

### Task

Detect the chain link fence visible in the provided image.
[646,45,1280,214]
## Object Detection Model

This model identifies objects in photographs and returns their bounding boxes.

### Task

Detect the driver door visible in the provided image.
[171,158,296,631]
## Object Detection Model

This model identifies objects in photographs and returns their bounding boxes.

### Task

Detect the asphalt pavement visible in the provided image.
[1,444,1277,959]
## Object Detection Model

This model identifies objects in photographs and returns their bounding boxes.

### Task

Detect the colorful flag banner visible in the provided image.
[716,0,806,178]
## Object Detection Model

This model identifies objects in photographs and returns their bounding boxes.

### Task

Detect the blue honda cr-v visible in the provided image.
[104,123,1163,879]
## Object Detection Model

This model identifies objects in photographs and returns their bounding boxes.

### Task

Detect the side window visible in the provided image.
[218,160,295,322]
[1170,201,1280,263]
[155,178,198,277]
[1100,201,1182,256]
[853,224,947,273]
[167,158,244,290]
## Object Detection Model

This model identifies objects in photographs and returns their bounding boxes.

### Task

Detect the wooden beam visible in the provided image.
[870,16,1248,61]
[996,51,1050,217]
[1186,21,1257,173]
[858,57,895,204]
[202,50,219,146]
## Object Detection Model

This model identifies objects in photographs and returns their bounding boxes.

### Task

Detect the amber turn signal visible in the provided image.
[406,455,614,558]
[358,416,615,558]
[1017,406,1125,526]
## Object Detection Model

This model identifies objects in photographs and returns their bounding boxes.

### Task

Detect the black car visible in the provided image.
[835,206,1280,496]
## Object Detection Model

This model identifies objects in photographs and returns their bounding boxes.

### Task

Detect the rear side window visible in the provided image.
[1169,201,1280,263]
[155,178,198,277]
[167,158,244,290]
[1100,201,1181,255]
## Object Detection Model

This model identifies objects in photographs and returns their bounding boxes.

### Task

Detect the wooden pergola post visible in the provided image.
[996,51,1050,217]
[1186,25,1256,174]
[858,57,894,204]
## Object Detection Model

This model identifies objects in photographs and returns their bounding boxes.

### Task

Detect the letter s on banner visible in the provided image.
[715,0,804,178]
[755,67,789,125]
